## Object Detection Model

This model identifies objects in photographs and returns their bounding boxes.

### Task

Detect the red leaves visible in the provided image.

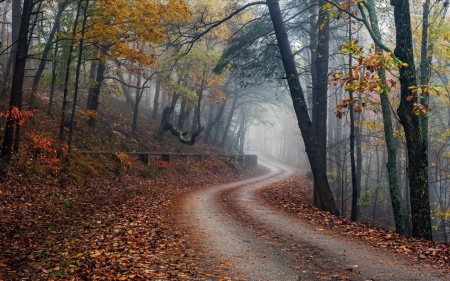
[204,159,214,170]
[0,107,36,127]
[154,158,173,169]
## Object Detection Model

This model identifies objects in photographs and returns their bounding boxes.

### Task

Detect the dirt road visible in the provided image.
[174,155,445,281]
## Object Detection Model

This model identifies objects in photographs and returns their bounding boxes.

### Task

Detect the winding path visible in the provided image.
[173,155,444,280]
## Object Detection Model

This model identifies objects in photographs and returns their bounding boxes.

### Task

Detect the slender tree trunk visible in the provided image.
[0,1,9,45]
[361,0,405,234]
[30,1,69,107]
[60,0,83,145]
[152,82,161,119]
[48,39,59,116]
[68,0,89,152]
[391,0,432,240]
[1,0,33,164]
[205,102,226,143]
[221,93,239,147]
[348,14,359,222]
[267,0,338,215]
[1,0,21,99]
[117,72,135,108]
[132,75,142,133]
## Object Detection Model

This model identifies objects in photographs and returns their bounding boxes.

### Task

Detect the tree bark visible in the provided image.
[86,60,105,126]
[152,82,161,119]
[266,0,338,215]
[68,0,89,152]
[1,0,33,164]
[360,0,406,234]
[221,92,239,147]
[30,1,69,106]
[391,0,432,240]
[1,0,22,99]
[348,13,359,222]
[311,0,331,209]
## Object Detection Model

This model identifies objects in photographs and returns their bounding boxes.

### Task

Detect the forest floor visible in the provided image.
[2,153,450,280]
[0,163,263,281]
[174,155,450,281]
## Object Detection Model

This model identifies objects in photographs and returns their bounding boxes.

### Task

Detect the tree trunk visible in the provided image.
[48,39,59,116]
[348,15,359,222]
[391,0,432,240]
[177,98,188,131]
[86,56,106,127]
[68,0,89,152]
[0,1,9,46]
[204,102,226,143]
[132,75,142,134]
[267,0,338,215]
[221,93,239,147]
[59,0,83,144]
[30,1,69,107]
[1,0,21,99]
[311,0,331,210]
[1,0,33,164]
[362,0,405,234]
[152,82,161,119]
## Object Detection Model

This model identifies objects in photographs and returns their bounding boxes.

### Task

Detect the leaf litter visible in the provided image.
[260,174,450,275]
[0,163,261,281]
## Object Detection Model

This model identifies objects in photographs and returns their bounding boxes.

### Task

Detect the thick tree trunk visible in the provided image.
[391,0,432,240]
[267,0,338,215]
[311,0,331,209]
[86,58,106,127]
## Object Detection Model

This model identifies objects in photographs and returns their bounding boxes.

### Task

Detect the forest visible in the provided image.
[0,0,450,279]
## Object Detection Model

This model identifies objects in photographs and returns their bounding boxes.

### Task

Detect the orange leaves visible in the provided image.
[0,107,36,127]
[86,0,191,67]
[77,109,98,120]
[334,98,364,119]
[114,151,133,170]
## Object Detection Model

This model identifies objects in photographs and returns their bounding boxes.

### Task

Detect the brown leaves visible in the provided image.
[0,160,255,280]
[262,175,450,274]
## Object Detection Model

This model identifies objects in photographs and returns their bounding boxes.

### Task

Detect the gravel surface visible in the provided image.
[173,155,445,281]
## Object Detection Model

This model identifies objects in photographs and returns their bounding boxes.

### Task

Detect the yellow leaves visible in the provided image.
[87,0,191,66]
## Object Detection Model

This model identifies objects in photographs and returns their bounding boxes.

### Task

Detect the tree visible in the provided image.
[360,0,405,234]
[1,0,36,167]
[328,0,430,238]
[391,0,432,240]
[84,0,191,127]
[266,0,338,215]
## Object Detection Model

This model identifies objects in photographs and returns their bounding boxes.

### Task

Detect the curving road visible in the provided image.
[173,155,444,281]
